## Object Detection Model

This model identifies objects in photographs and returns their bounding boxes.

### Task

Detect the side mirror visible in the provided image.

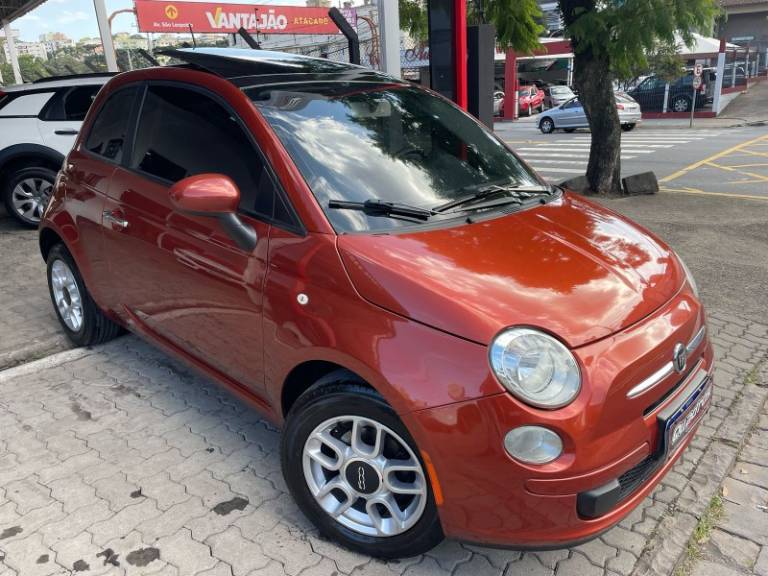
[169,173,257,251]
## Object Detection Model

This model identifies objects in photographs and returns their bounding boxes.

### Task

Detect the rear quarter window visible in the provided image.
[0,92,55,117]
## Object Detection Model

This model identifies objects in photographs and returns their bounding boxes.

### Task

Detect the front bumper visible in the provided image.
[403,290,712,547]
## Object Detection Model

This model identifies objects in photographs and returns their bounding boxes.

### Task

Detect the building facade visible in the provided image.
[719,0,768,54]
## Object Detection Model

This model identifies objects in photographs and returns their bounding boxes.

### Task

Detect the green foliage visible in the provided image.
[560,0,720,78]
[399,0,429,42]
[398,0,543,53]
[479,0,543,53]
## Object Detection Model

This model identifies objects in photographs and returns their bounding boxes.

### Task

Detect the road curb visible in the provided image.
[0,346,92,384]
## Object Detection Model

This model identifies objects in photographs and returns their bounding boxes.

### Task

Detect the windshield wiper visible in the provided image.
[433,184,553,213]
[328,199,434,222]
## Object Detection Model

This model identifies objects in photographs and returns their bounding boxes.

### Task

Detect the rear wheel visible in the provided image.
[621,123,636,132]
[540,117,555,134]
[3,166,57,228]
[47,244,122,347]
[282,378,443,558]
[671,96,691,113]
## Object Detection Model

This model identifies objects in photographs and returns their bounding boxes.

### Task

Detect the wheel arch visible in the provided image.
[39,226,65,261]
[281,360,374,417]
[0,144,64,189]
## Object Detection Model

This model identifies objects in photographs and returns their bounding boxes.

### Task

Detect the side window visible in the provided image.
[63,86,101,121]
[131,84,295,226]
[84,87,139,163]
[43,86,101,121]
[0,92,54,117]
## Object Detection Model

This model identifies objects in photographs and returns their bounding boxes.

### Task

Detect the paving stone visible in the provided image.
[155,529,217,575]
[138,497,209,543]
[196,563,235,576]
[690,560,743,576]
[92,472,143,512]
[89,499,161,546]
[555,553,604,576]
[50,531,114,576]
[756,546,768,576]
[4,477,54,514]
[722,477,768,507]
[600,526,647,556]
[452,554,497,576]
[504,554,552,576]
[1,502,65,544]
[206,527,271,576]
[1,533,61,576]
[605,550,636,576]
[708,529,760,571]
[184,471,236,509]
[102,530,169,575]
[136,473,190,512]
[39,501,113,545]
[718,501,768,545]
[47,475,97,514]
[425,540,472,571]
[309,535,370,574]
[574,539,618,567]
[461,545,521,571]
[253,524,321,576]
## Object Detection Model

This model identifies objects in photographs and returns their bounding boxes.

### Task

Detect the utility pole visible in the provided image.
[94,0,119,71]
[2,20,23,84]
[378,0,400,77]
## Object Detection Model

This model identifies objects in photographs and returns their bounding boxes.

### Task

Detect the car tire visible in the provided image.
[282,377,444,559]
[540,117,555,134]
[621,123,636,132]
[3,166,57,228]
[671,96,691,113]
[46,244,123,347]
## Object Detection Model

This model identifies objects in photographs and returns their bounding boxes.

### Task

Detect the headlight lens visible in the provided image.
[489,328,581,409]
[677,254,699,298]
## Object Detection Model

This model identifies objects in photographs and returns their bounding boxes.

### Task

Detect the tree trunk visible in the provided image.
[573,52,622,195]
[559,0,623,196]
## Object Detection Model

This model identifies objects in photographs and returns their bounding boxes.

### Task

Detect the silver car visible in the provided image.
[544,85,575,108]
[538,93,642,134]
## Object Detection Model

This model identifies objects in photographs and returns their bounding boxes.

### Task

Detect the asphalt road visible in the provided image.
[495,120,768,200]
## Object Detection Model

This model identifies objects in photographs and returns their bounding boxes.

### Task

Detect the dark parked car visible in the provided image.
[628,73,709,113]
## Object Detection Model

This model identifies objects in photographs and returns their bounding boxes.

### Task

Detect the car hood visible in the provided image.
[337,193,684,348]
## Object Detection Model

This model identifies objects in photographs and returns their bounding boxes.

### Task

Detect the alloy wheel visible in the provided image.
[302,415,428,538]
[50,259,83,332]
[11,177,53,224]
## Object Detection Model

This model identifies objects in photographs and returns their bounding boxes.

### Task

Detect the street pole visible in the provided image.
[689,81,696,128]
[2,20,23,84]
[94,0,119,72]
[378,0,400,77]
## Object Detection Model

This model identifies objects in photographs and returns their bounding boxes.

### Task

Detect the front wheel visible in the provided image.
[47,244,122,347]
[540,117,555,134]
[282,379,443,558]
[621,123,636,132]
[3,166,57,228]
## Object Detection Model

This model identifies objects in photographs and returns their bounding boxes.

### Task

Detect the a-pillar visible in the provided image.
[2,20,22,84]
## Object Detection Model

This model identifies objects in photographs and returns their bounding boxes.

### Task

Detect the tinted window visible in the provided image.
[249,83,540,233]
[85,87,138,163]
[44,86,101,121]
[131,85,290,224]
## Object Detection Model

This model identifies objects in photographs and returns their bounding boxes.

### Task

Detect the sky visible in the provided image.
[12,0,321,42]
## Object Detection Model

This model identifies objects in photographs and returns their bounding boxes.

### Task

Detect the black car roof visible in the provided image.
[159,47,399,88]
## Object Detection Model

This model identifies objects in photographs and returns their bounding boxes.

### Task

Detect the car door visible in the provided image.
[102,83,295,394]
[557,98,583,127]
[38,85,102,155]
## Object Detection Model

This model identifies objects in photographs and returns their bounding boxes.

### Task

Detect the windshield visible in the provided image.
[248,82,540,233]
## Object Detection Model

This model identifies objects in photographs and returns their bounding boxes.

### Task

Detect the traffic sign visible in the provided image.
[694,64,703,78]
[693,76,703,90]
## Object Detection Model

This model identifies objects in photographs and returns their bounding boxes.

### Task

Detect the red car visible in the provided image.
[518,85,545,116]
[40,48,713,558]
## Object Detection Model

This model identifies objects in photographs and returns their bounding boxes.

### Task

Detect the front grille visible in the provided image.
[617,455,661,501]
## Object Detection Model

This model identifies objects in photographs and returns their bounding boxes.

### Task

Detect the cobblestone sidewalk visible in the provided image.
[0,312,766,576]
[0,216,70,370]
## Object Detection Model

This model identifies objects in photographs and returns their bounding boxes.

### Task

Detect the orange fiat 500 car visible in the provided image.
[40,49,713,558]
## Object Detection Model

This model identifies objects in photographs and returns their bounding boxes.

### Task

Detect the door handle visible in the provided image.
[54,129,79,136]
[103,210,128,229]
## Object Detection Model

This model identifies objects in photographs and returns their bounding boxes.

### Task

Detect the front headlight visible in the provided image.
[677,254,699,297]
[489,328,581,409]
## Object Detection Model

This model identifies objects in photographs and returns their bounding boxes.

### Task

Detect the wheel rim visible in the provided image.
[302,415,428,538]
[51,259,83,332]
[11,177,53,224]
[673,99,688,112]
[542,120,553,132]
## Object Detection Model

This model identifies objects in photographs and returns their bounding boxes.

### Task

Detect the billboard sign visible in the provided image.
[134,1,353,35]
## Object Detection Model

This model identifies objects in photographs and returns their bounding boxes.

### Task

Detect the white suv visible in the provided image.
[0,74,111,227]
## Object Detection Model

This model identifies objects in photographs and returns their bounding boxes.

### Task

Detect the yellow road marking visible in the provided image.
[702,161,768,182]
[660,134,768,183]
[725,163,768,168]
[741,149,768,159]
[660,186,768,202]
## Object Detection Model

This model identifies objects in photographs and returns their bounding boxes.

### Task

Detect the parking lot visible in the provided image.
[1,124,767,575]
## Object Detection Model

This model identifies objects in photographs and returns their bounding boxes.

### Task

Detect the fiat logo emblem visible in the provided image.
[673,343,687,373]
